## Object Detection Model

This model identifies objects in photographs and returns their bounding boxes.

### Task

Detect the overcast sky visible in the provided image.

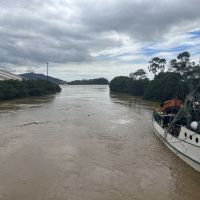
[1,0,200,81]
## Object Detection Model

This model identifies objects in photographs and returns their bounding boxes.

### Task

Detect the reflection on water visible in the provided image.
[110,92,158,110]
[0,95,56,112]
[0,85,199,200]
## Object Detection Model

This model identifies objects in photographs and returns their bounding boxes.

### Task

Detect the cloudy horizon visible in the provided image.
[1,0,200,81]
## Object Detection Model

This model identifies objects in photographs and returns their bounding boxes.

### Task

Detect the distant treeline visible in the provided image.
[68,78,109,85]
[20,72,67,85]
[110,51,199,102]
[0,80,61,101]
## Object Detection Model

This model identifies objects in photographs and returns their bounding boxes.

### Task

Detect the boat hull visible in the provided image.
[152,119,200,172]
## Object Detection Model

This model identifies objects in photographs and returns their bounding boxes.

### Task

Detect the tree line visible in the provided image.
[110,51,199,102]
[0,80,61,100]
[68,78,109,85]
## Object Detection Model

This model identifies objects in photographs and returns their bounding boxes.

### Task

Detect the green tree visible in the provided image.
[169,51,193,76]
[0,80,61,101]
[68,78,109,85]
[129,69,147,80]
[128,79,149,96]
[109,76,130,93]
[144,72,188,101]
[109,51,200,102]
[148,57,166,75]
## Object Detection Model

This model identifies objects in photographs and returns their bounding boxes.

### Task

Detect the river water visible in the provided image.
[0,85,199,200]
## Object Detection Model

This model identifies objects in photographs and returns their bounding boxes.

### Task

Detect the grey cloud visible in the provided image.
[79,0,200,41]
[0,1,123,66]
[0,0,200,71]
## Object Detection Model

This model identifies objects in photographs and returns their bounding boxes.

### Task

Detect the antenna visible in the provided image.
[46,62,49,81]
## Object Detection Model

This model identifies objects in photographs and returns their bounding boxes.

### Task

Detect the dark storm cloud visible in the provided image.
[0,0,200,69]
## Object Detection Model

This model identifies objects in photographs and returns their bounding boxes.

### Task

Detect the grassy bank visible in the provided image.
[0,80,61,101]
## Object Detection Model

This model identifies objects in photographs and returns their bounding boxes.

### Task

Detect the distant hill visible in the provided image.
[68,78,109,85]
[20,72,67,85]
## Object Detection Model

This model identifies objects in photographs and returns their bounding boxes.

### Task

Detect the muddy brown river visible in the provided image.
[0,85,200,200]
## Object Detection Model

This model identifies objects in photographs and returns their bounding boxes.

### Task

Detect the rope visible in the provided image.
[156,74,200,144]
[166,132,198,144]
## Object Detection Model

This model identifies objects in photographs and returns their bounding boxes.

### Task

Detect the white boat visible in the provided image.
[152,96,200,172]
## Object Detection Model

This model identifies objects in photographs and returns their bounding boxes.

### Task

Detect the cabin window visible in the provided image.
[196,138,199,143]
[184,133,187,137]
[190,135,192,140]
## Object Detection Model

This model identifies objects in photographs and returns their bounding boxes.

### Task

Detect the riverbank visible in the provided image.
[0,79,61,101]
[109,72,188,103]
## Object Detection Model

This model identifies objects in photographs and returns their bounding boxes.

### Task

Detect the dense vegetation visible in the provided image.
[68,78,109,85]
[109,76,149,96]
[110,51,199,102]
[0,79,61,100]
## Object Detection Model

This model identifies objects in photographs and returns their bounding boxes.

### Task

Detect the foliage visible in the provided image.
[148,57,166,75]
[109,75,149,96]
[0,80,61,100]
[68,78,109,85]
[110,51,200,102]
[129,69,147,80]
[109,76,130,93]
[128,79,149,96]
[169,51,191,76]
[168,51,200,85]
[144,72,188,101]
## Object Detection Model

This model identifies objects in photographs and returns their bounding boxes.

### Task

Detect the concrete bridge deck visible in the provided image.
[0,69,22,81]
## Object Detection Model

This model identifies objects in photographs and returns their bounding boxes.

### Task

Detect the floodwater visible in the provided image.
[0,85,200,200]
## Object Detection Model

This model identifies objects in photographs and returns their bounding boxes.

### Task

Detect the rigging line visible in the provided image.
[191,76,200,94]
[182,75,200,98]
[159,81,185,135]
[181,76,194,96]
[169,76,191,128]
[168,114,185,140]
[167,81,184,129]
[166,132,199,144]
[168,100,187,127]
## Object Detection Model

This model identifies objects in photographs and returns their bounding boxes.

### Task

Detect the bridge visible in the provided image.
[0,69,22,81]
